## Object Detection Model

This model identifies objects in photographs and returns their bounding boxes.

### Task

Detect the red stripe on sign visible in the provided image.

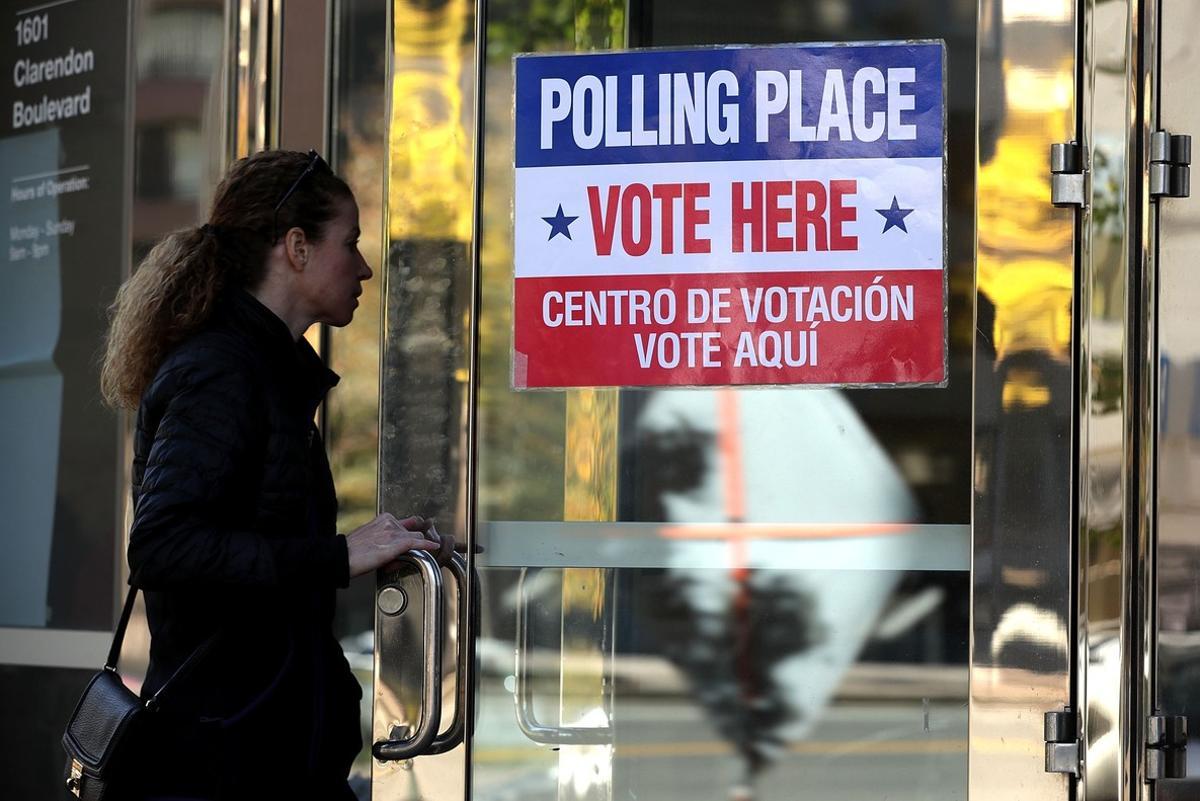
[513,270,945,388]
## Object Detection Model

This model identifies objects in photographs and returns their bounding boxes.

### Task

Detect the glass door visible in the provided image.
[472,3,977,801]
[371,2,1078,801]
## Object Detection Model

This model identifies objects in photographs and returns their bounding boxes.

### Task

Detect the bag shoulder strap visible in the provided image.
[104,586,221,710]
[103,587,138,671]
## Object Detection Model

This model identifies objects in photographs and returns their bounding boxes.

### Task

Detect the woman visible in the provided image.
[101,149,447,799]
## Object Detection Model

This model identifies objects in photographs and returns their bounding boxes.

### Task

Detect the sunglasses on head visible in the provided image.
[272,149,328,243]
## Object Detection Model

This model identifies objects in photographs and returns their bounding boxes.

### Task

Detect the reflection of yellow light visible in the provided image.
[1005,65,1074,113]
[1002,367,1052,410]
[978,47,1075,363]
[237,5,250,67]
[1003,0,1072,24]
[556,12,625,797]
[977,108,1074,254]
[565,390,618,520]
[979,255,1073,357]
[388,0,472,241]
[303,325,321,354]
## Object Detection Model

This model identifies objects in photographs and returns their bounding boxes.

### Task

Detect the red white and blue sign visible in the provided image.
[512,42,947,389]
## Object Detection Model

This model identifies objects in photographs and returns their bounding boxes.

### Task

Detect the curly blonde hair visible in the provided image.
[101,150,352,409]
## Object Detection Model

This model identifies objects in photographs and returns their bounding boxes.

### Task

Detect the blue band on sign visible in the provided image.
[515,42,944,169]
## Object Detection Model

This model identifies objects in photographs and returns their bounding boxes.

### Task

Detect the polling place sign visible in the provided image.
[512,42,947,389]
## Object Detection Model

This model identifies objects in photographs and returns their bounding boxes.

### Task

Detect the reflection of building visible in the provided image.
[132,1,226,260]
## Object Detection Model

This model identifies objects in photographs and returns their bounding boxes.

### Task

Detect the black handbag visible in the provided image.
[61,587,216,800]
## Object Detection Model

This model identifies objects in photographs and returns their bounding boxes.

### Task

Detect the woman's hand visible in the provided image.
[411,518,457,565]
[345,513,440,578]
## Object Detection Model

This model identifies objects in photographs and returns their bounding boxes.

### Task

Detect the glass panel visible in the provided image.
[114,0,233,683]
[129,0,229,341]
[473,2,975,800]
[0,0,227,631]
[0,3,131,630]
[373,0,477,798]
[1155,0,1200,795]
[325,0,396,794]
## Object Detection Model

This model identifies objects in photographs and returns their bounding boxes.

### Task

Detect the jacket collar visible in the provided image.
[217,289,340,416]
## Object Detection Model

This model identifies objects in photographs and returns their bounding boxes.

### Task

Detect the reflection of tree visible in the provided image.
[656,571,823,788]
[620,414,710,516]
[486,0,573,55]
[628,416,825,795]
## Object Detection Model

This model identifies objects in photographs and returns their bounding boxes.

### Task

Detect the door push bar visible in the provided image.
[372,551,472,761]
[426,554,471,755]
[514,568,614,745]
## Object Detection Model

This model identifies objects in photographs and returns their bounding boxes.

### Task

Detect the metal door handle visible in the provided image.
[373,549,444,761]
[514,568,614,745]
[425,553,472,754]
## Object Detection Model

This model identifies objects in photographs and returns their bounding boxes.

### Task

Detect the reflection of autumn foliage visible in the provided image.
[327,4,389,535]
[324,0,581,540]
[326,0,479,533]
[476,0,576,521]
[486,0,574,55]
[326,143,385,532]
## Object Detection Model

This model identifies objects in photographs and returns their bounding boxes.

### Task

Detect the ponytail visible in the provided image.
[100,225,225,409]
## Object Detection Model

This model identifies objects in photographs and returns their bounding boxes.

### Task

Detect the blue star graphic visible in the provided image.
[542,204,578,241]
[876,196,914,234]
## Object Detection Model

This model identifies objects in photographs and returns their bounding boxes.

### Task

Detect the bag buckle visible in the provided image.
[67,758,83,797]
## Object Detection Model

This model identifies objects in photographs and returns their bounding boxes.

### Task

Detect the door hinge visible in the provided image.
[1051,142,1086,207]
[1045,707,1080,776]
[1150,131,1191,199]
[1146,713,1188,780]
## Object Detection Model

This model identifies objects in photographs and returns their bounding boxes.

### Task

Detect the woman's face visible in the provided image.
[299,197,372,327]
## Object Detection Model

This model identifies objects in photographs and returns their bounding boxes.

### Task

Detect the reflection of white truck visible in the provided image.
[473,387,968,794]
[630,387,924,741]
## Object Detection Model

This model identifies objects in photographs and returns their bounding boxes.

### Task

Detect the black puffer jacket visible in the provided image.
[128,289,359,800]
